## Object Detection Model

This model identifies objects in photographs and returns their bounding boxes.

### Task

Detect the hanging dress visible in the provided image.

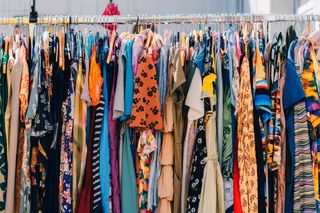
[158,44,174,213]
[29,47,53,212]
[129,53,163,130]
[6,36,22,213]
[136,130,157,210]
[15,38,29,210]
[16,41,29,212]
[198,111,224,213]
[186,117,207,213]
[130,48,163,210]
[100,37,111,213]
[108,39,121,213]
[72,53,88,212]
[236,35,258,213]
[292,39,316,212]
[59,64,75,213]
[121,124,138,213]
[172,46,186,213]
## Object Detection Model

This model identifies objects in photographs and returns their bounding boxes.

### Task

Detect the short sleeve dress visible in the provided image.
[129,53,163,131]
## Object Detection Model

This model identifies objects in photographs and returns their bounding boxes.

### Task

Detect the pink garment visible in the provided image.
[132,30,150,75]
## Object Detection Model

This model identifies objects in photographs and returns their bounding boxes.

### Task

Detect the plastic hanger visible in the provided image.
[180,30,186,66]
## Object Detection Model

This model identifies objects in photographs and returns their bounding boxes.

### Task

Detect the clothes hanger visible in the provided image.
[144,29,153,55]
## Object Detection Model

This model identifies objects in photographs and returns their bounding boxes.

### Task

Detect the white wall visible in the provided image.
[296,0,320,14]
[241,0,294,14]
[0,0,242,17]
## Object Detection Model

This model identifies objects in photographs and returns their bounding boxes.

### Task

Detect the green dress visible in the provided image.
[121,124,138,213]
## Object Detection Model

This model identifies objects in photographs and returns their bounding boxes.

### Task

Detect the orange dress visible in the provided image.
[88,46,103,106]
[129,53,163,130]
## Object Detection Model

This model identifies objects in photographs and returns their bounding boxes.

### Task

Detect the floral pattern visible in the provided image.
[59,69,75,212]
[129,55,163,131]
[136,130,157,210]
[186,117,207,213]
[31,49,53,138]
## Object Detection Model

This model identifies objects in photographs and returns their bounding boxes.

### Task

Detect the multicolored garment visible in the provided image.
[301,39,320,209]
[59,68,75,212]
[254,38,271,210]
[15,42,30,212]
[267,40,282,171]
[301,40,320,127]
[311,126,320,209]
[293,102,316,212]
[30,135,49,212]
[136,130,157,210]
[254,33,272,170]
[29,45,53,212]
[30,49,53,138]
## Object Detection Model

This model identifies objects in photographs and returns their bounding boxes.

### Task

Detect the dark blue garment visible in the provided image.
[283,39,305,213]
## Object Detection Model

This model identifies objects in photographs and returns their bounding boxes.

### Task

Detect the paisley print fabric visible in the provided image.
[237,56,258,213]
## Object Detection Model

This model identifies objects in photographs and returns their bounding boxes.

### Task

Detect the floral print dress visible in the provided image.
[59,67,75,212]
[129,54,163,131]
[136,130,157,210]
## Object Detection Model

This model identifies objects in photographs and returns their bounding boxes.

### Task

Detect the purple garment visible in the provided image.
[132,30,149,75]
[108,58,121,213]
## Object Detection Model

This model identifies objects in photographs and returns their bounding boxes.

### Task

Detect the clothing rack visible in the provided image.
[0,14,320,25]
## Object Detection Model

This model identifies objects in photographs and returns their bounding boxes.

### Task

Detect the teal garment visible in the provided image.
[121,124,138,213]
[100,43,111,213]
[120,39,134,121]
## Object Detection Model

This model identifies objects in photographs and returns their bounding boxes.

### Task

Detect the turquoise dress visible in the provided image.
[120,39,134,121]
[100,39,111,213]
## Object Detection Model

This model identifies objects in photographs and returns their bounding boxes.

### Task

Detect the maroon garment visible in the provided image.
[108,62,121,213]
[77,108,96,213]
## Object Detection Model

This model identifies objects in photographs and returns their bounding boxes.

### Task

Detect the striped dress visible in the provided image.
[293,101,316,212]
[92,95,105,212]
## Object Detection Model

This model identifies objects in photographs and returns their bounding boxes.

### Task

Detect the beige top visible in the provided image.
[158,97,174,213]
[6,39,22,213]
[172,45,186,213]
